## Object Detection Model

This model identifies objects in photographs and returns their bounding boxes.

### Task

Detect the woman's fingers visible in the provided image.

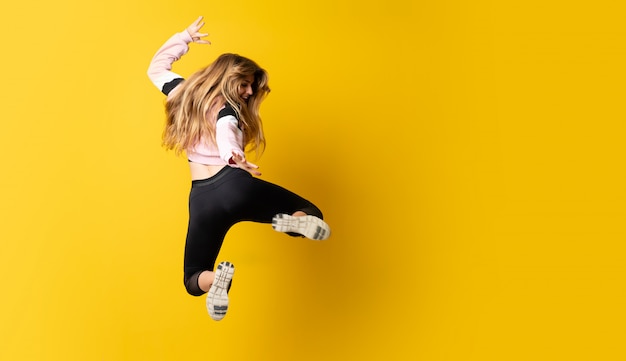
[187,16,211,44]
[245,160,259,169]
[232,152,261,176]
[191,16,204,30]
[193,37,211,45]
[246,163,262,176]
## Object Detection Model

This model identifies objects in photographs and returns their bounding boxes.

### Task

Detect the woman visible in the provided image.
[147,16,330,321]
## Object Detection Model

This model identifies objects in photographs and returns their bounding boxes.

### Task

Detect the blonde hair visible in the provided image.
[163,53,270,157]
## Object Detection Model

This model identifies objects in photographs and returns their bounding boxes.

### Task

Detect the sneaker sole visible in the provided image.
[206,261,235,321]
[271,214,331,240]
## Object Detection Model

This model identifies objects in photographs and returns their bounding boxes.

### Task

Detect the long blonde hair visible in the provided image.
[163,53,270,157]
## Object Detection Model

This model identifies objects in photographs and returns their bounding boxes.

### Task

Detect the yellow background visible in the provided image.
[1,0,625,360]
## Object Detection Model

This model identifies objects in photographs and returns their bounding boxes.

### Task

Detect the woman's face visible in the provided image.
[238,75,255,101]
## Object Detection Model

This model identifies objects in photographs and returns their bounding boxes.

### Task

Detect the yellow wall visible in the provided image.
[1,0,625,360]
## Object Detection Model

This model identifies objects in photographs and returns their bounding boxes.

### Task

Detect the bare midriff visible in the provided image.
[189,162,228,180]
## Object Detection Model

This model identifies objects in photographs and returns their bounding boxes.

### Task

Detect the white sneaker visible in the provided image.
[271,214,331,240]
[206,261,235,321]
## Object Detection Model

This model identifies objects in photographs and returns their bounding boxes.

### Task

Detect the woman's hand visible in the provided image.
[231,152,262,176]
[186,16,211,44]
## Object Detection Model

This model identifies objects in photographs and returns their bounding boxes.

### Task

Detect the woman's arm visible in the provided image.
[147,16,210,96]
[216,106,261,176]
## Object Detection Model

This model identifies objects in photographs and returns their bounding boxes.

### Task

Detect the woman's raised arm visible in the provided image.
[147,16,211,96]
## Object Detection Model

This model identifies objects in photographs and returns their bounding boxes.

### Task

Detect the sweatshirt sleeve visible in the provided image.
[147,31,193,95]
[215,106,245,165]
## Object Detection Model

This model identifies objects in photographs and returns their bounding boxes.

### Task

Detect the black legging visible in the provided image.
[183,166,323,296]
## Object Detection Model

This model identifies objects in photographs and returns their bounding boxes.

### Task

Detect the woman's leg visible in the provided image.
[224,169,330,239]
[183,172,235,296]
[182,211,230,296]
[183,172,241,321]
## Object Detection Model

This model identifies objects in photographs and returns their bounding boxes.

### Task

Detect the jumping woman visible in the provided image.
[147,16,330,321]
